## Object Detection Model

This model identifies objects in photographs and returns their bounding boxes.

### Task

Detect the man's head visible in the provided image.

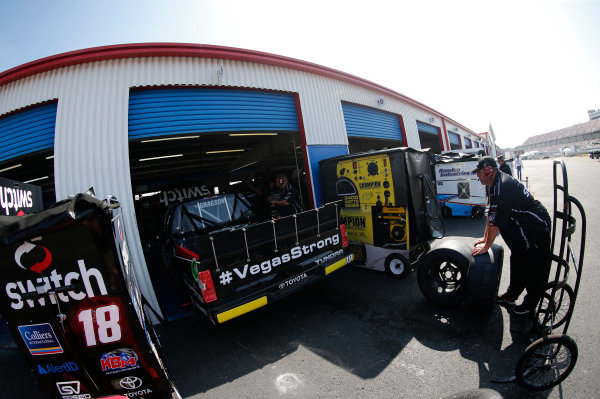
[472,156,498,186]
[496,155,505,165]
[275,173,288,189]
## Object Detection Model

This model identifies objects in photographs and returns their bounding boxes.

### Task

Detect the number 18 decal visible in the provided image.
[77,304,122,347]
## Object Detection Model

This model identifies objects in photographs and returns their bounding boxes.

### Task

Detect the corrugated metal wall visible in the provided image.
[0,56,470,318]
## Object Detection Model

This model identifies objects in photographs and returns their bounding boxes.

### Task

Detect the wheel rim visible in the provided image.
[430,260,464,294]
[389,259,405,275]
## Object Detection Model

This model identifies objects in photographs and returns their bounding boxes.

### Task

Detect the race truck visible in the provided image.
[160,193,352,324]
[319,147,444,278]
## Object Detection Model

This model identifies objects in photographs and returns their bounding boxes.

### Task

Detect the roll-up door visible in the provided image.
[0,102,57,162]
[416,121,440,135]
[129,88,299,139]
[417,121,443,153]
[342,102,404,142]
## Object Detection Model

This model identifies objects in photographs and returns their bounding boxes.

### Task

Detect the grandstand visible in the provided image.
[515,117,600,156]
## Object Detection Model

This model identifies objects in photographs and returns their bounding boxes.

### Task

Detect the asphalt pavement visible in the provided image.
[2,156,599,398]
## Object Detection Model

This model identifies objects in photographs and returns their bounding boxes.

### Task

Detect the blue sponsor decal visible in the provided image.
[38,361,79,374]
[18,323,63,356]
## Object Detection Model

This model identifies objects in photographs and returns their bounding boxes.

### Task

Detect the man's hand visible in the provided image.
[472,244,489,256]
[474,237,486,246]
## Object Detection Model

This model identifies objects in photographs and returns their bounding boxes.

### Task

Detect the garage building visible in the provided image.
[0,43,490,319]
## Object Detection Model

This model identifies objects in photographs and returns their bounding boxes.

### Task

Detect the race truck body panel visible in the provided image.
[162,194,351,323]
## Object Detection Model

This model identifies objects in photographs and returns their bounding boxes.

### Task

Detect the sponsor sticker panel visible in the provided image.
[0,198,178,398]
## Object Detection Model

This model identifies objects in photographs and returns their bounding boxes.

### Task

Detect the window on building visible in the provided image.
[464,137,472,149]
[474,141,479,148]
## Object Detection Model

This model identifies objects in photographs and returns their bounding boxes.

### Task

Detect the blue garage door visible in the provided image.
[128,88,299,140]
[416,121,440,136]
[0,102,57,163]
[341,102,403,142]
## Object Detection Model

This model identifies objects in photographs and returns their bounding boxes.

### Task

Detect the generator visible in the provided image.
[319,147,444,277]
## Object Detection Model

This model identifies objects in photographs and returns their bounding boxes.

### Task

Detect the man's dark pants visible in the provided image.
[506,232,552,307]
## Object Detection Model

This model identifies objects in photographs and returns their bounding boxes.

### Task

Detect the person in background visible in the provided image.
[471,156,551,315]
[514,155,523,180]
[269,173,302,217]
[497,155,512,176]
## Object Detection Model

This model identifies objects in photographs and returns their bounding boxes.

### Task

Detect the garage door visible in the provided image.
[342,102,404,142]
[129,88,299,139]
[0,102,57,162]
[417,121,443,153]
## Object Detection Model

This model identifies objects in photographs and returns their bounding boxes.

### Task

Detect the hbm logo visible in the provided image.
[100,348,140,374]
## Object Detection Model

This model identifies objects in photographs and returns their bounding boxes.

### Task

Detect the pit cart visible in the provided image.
[494,160,586,391]
[319,147,444,278]
[0,194,180,399]
[434,152,486,218]
[161,196,353,324]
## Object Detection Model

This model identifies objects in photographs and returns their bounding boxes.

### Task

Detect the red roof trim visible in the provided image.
[0,43,477,135]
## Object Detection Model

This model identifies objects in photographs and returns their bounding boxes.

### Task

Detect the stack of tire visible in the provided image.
[417,239,503,313]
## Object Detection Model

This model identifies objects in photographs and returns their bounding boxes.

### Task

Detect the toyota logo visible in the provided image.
[119,376,142,390]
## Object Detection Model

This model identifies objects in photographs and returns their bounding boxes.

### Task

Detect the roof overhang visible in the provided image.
[0,42,477,134]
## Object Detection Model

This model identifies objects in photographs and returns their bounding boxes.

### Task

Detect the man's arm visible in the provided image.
[472,222,498,255]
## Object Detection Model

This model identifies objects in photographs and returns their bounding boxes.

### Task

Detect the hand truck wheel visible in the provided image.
[515,333,578,391]
[531,283,574,331]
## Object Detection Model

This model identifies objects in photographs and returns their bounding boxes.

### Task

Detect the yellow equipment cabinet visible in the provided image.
[319,147,443,277]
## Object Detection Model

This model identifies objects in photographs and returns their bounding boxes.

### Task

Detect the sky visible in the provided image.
[1,0,598,149]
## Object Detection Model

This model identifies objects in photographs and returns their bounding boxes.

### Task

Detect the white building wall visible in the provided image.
[0,55,482,318]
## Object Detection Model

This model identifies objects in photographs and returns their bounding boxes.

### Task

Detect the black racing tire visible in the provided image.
[515,334,578,391]
[385,253,410,278]
[471,206,484,218]
[532,283,574,331]
[417,240,472,307]
[441,205,452,218]
[465,244,504,314]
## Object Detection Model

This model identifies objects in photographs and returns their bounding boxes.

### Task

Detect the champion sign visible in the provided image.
[217,233,340,285]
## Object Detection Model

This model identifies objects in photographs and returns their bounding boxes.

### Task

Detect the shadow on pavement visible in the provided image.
[155,262,551,398]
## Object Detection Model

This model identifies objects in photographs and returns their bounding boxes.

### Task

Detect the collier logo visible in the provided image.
[6,257,108,310]
[18,323,63,356]
[217,233,340,286]
[359,181,381,189]
[56,381,91,399]
[100,348,140,374]
[14,239,52,274]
